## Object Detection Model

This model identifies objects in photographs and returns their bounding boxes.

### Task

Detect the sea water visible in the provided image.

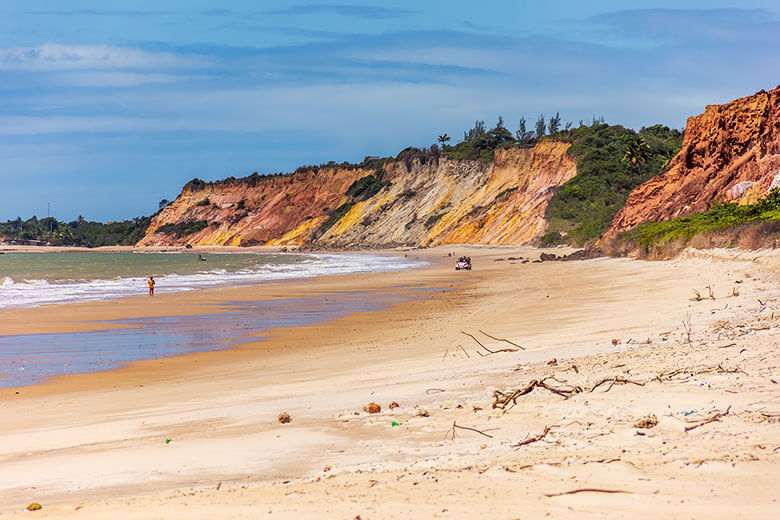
[0,292,423,388]
[0,251,428,388]
[0,251,423,309]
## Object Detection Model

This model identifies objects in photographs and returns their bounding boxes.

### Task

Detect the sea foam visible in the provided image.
[0,253,424,309]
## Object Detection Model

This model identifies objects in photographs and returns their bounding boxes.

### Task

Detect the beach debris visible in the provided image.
[364,402,381,414]
[611,339,619,346]
[389,401,400,409]
[544,488,630,498]
[684,406,731,432]
[590,377,645,393]
[417,409,430,417]
[391,421,399,426]
[493,378,583,409]
[681,410,695,416]
[323,466,331,472]
[547,358,558,366]
[477,330,525,350]
[457,344,471,358]
[460,330,518,356]
[426,388,445,394]
[216,482,222,491]
[634,414,658,429]
[26,503,42,511]
[278,412,292,424]
[444,421,496,441]
[165,438,172,444]
[512,426,553,448]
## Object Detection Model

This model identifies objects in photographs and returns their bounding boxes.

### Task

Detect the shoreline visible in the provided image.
[1,245,779,517]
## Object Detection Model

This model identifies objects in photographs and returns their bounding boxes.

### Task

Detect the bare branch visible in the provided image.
[478,330,526,350]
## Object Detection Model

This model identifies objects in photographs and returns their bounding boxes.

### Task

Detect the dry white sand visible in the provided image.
[0,246,778,518]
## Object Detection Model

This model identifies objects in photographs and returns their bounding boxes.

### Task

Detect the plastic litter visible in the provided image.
[165,438,172,444]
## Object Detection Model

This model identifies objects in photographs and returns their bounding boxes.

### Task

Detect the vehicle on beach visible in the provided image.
[455,257,471,270]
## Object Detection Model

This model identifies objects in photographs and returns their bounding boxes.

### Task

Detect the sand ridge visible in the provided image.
[0,245,778,518]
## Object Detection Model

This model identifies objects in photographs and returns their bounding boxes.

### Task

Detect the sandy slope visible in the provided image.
[0,246,778,518]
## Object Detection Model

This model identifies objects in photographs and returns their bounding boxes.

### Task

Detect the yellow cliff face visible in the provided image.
[139,142,576,248]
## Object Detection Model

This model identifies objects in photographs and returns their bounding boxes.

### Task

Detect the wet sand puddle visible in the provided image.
[0,288,434,388]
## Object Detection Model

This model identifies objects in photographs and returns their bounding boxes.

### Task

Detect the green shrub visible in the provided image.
[346,168,390,200]
[546,123,683,245]
[317,203,355,235]
[425,213,445,228]
[624,189,780,249]
[496,187,518,199]
[157,220,209,238]
[539,231,565,247]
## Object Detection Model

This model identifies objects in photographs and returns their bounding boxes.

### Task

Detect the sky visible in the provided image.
[1,1,779,222]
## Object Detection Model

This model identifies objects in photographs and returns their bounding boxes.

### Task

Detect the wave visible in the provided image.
[0,253,424,309]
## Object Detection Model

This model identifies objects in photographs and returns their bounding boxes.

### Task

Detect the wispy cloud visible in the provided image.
[26,9,171,17]
[0,44,208,71]
[591,8,780,46]
[264,4,416,19]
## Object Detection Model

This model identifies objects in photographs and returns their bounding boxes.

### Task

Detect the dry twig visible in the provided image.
[590,377,645,392]
[477,330,526,350]
[684,406,731,432]
[493,379,583,409]
[445,420,496,440]
[461,330,517,355]
[512,426,553,448]
[544,488,630,498]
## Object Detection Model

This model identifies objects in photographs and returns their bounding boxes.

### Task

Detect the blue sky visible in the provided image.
[1,1,779,221]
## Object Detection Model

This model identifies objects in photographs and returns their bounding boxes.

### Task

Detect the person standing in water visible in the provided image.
[148,276,155,296]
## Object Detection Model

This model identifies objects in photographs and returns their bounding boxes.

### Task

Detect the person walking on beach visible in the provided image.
[148,276,155,296]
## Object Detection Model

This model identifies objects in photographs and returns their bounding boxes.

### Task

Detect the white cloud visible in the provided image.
[56,71,192,87]
[0,43,207,71]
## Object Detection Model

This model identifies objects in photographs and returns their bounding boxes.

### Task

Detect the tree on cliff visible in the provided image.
[548,112,562,134]
[437,133,451,145]
[464,120,487,142]
[620,135,650,170]
[535,114,546,138]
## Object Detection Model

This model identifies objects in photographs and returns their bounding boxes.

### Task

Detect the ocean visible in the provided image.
[0,251,427,388]
[0,251,423,309]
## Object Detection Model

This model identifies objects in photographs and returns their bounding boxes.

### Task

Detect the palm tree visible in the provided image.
[437,133,451,145]
[621,136,650,171]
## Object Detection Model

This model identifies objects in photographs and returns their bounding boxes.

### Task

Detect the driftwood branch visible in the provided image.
[590,377,646,392]
[478,330,526,350]
[684,406,731,432]
[512,426,552,448]
[493,379,583,409]
[544,488,630,498]
[461,331,517,355]
[445,421,496,440]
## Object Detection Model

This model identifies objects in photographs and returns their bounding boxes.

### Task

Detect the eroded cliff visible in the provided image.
[605,85,780,237]
[139,141,577,248]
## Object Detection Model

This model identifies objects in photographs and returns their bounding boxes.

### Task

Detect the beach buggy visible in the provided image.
[455,256,472,270]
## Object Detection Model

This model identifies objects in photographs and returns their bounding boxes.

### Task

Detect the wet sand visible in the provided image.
[1,246,779,518]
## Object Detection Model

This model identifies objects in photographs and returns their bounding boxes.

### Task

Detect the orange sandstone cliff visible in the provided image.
[605,85,780,238]
[138,141,577,248]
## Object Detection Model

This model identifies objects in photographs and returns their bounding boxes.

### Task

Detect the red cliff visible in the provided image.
[605,85,780,237]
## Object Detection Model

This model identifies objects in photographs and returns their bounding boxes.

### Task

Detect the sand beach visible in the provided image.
[1,246,778,518]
